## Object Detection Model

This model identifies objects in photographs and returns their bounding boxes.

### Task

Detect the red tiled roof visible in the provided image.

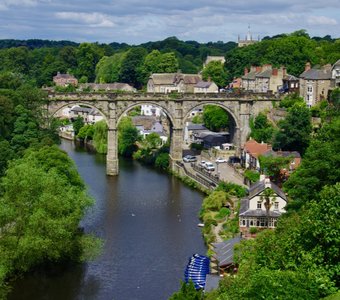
[243,139,271,158]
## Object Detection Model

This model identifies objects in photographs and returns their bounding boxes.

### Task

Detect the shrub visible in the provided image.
[155,153,169,170]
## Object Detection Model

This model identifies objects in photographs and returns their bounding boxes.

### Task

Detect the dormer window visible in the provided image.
[274,202,279,210]
[257,201,262,209]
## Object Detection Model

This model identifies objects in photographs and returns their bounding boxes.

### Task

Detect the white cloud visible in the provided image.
[307,15,338,25]
[55,12,116,27]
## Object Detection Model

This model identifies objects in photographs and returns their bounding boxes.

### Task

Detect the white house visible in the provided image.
[141,104,163,117]
[239,177,287,236]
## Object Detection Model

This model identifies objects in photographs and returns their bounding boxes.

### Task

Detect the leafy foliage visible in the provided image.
[202,60,227,87]
[93,120,108,154]
[203,105,229,132]
[118,116,139,157]
[249,112,276,143]
[259,154,292,185]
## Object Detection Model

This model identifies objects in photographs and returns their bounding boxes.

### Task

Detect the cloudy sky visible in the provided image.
[0,0,339,44]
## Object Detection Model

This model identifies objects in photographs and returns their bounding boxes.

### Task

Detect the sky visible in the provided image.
[0,0,339,44]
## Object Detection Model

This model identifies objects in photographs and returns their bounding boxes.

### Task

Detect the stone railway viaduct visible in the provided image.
[46,92,280,175]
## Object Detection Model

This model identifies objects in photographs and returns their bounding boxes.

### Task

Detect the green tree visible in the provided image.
[260,188,276,228]
[202,60,227,87]
[95,53,126,83]
[169,281,203,300]
[93,120,108,154]
[72,116,85,136]
[0,140,14,177]
[76,43,103,82]
[0,147,94,296]
[284,117,340,209]
[119,47,147,88]
[118,117,139,157]
[250,113,275,143]
[144,132,162,149]
[77,124,94,140]
[203,105,229,132]
[155,153,169,170]
[273,103,312,155]
[259,154,292,185]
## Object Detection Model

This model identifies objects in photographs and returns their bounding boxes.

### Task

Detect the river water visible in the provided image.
[9,139,206,300]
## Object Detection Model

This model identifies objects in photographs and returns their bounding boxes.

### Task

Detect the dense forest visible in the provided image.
[0,30,339,89]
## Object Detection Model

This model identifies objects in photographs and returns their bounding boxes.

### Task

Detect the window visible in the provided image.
[274,202,279,210]
[307,86,313,93]
[257,201,262,209]
[242,219,246,226]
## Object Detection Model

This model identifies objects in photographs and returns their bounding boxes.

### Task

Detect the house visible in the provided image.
[141,105,163,117]
[229,77,242,89]
[176,74,202,93]
[203,56,226,68]
[184,122,207,143]
[239,177,287,236]
[147,73,202,93]
[241,139,272,170]
[78,82,136,92]
[70,106,92,122]
[210,236,242,275]
[194,81,219,94]
[282,74,299,93]
[53,72,78,87]
[242,66,260,91]
[136,121,168,145]
[299,62,332,107]
[242,65,290,93]
[331,59,340,89]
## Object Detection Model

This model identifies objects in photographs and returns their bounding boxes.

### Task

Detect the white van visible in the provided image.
[204,162,215,171]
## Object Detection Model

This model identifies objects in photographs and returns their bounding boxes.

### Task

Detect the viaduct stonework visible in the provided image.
[46,92,280,175]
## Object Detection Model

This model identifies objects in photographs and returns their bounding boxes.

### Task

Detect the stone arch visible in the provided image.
[48,101,109,123]
[183,101,240,146]
[183,101,240,129]
[116,101,175,128]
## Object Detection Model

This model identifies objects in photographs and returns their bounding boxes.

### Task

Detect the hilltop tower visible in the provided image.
[238,25,259,47]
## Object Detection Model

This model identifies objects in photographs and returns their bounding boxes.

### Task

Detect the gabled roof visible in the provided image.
[247,179,287,200]
[243,139,271,158]
[187,123,207,131]
[300,65,332,80]
[283,74,299,81]
[149,73,176,85]
[332,59,340,67]
[54,73,76,79]
[177,74,202,84]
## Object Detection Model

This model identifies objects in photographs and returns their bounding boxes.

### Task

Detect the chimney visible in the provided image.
[272,68,278,76]
[264,177,271,188]
[267,144,272,151]
[305,62,311,72]
[250,66,257,72]
[244,67,248,75]
[256,66,262,73]
[282,66,287,77]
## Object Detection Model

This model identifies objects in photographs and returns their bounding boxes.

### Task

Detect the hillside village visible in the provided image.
[0,31,339,300]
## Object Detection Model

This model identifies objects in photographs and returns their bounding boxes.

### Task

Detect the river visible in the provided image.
[9,139,207,300]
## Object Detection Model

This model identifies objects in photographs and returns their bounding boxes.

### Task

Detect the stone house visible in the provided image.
[242,65,289,93]
[239,177,287,236]
[78,83,136,92]
[147,73,202,93]
[299,62,332,107]
[53,72,78,87]
[194,81,219,93]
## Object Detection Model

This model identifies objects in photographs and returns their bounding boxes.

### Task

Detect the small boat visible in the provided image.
[197,223,204,227]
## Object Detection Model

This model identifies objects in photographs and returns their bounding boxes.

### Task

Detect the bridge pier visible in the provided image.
[170,128,183,172]
[107,128,119,175]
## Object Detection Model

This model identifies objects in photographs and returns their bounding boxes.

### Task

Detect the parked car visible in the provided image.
[215,157,227,163]
[199,160,206,168]
[204,162,215,171]
[183,155,197,162]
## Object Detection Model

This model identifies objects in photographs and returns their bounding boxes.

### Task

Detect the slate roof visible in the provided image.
[242,71,258,80]
[256,69,272,78]
[71,106,92,113]
[177,74,202,84]
[195,81,213,88]
[81,83,135,91]
[187,123,207,131]
[300,65,332,80]
[212,237,242,268]
[247,179,287,200]
[54,73,76,79]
